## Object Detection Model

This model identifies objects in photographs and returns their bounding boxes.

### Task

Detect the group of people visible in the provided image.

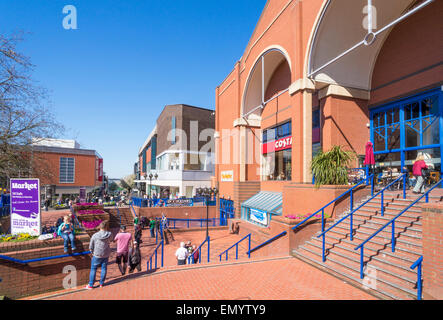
[175,240,199,265]
[86,221,142,289]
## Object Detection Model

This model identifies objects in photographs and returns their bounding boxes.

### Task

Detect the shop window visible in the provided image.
[60,157,75,183]
[263,150,291,181]
[405,147,441,173]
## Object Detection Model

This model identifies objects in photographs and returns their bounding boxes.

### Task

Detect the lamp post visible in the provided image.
[148,172,158,199]
[197,186,218,239]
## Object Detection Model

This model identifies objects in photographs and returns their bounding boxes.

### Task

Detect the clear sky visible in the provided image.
[0,0,267,179]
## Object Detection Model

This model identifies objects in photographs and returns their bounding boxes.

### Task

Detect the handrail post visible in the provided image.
[425,192,429,203]
[350,189,354,212]
[248,234,251,258]
[360,246,364,279]
[391,221,396,252]
[381,191,384,217]
[403,174,407,199]
[321,208,325,262]
[207,237,210,263]
[155,250,158,269]
[187,220,190,228]
[161,240,164,267]
[350,208,353,242]
[417,261,422,300]
[371,175,374,196]
[236,244,238,260]
[365,166,369,185]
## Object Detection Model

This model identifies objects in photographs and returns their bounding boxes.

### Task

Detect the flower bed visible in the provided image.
[77,209,106,215]
[0,233,38,243]
[81,219,103,229]
[74,203,109,237]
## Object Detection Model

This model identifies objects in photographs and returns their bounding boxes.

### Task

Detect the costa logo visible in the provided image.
[262,136,292,154]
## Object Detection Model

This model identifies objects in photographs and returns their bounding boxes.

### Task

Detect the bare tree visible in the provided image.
[0,32,63,188]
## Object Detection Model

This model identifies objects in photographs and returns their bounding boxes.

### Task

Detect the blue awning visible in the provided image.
[241,191,282,215]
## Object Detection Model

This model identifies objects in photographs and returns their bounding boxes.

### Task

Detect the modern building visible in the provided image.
[215,0,443,217]
[135,104,215,198]
[31,139,104,200]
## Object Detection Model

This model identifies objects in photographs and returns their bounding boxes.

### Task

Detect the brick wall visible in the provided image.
[421,203,443,300]
[0,235,91,299]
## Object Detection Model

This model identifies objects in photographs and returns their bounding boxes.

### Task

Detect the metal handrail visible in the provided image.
[147,239,164,270]
[291,175,374,262]
[0,251,91,264]
[187,236,211,264]
[129,202,137,219]
[247,231,287,254]
[218,233,251,262]
[115,204,122,226]
[410,256,423,300]
[168,217,219,229]
[355,179,442,279]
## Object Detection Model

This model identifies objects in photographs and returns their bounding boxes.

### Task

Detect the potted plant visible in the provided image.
[311,145,355,187]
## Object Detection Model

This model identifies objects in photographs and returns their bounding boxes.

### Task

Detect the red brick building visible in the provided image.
[32,139,103,200]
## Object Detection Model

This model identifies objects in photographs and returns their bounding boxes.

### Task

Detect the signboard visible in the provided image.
[221,170,234,182]
[249,208,268,226]
[79,187,86,202]
[98,159,104,182]
[166,199,193,207]
[262,136,292,154]
[10,179,41,236]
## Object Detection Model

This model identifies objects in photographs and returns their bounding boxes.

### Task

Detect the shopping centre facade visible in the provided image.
[215,0,443,221]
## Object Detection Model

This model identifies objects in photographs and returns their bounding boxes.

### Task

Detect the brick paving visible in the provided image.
[21,225,376,300]
[41,256,375,300]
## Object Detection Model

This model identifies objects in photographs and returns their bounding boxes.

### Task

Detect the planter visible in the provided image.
[74,204,109,237]
[74,204,104,211]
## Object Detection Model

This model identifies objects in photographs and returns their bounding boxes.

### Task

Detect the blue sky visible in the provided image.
[0,0,266,179]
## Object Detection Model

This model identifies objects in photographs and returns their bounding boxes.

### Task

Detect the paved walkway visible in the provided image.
[40,256,375,300]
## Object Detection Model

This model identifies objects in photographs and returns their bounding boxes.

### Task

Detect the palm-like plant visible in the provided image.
[311,146,355,187]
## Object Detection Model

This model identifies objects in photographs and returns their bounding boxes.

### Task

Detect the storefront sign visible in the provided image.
[221,170,234,182]
[249,208,268,226]
[166,199,193,207]
[79,187,86,202]
[10,179,41,236]
[262,136,292,154]
[98,159,104,182]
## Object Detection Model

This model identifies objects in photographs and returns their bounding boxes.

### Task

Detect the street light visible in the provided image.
[197,186,218,239]
[148,172,158,198]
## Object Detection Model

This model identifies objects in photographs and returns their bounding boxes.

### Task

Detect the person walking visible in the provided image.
[192,245,199,264]
[149,218,156,238]
[128,240,142,273]
[113,225,132,276]
[134,223,143,245]
[57,216,76,253]
[175,242,189,265]
[86,221,112,289]
[412,155,428,194]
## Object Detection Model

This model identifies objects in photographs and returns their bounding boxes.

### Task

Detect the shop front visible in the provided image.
[371,87,443,182]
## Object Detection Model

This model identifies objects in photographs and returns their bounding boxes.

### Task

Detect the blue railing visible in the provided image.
[129,202,137,220]
[167,218,222,229]
[410,256,423,300]
[187,236,211,264]
[220,198,235,226]
[147,239,164,270]
[355,179,443,279]
[291,175,374,262]
[0,251,91,264]
[218,233,251,262]
[316,173,405,262]
[247,231,287,255]
[131,197,217,208]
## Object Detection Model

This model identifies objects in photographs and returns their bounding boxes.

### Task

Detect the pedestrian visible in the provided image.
[134,223,143,245]
[175,242,189,265]
[128,240,142,273]
[149,218,155,238]
[192,245,199,264]
[134,215,139,227]
[57,216,76,253]
[113,225,132,276]
[86,220,112,289]
[412,155,428,194]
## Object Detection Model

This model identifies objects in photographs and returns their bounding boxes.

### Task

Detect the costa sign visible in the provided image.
[262,136,292,154]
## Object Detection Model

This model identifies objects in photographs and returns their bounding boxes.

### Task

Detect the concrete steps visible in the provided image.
[292,190,436,300]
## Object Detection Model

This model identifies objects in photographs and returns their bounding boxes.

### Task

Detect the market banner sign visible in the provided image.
[10,179,41,236]
[262,136,292,154]
[221,170,234,182]
[98,158,104,182]
[166,199,193,207]
[249,208,268,226]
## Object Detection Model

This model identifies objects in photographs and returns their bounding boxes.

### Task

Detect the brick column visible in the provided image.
[421,203,443,300]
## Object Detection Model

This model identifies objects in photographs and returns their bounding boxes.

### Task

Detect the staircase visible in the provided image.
[292,190,442,300]
[106,207,134,228]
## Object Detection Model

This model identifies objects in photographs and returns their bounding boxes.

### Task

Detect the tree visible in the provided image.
[120,174,135,194]
[0,32,63,187]
[108,181,119,193]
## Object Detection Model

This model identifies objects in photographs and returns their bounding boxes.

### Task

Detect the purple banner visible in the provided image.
[10,179,41,236]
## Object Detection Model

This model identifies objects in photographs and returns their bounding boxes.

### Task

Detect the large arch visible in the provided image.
[242,47,292,119]
[306,0,430,90]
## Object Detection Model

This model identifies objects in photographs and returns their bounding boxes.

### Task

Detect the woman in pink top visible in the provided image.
[113,225,132,275]
[412,155,428,194]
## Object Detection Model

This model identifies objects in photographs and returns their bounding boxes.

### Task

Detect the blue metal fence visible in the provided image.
[410,256,423,300]
[219,233,251,262]
[187,237,210,264]
[131,197,217,208]
[220,198,235,226]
